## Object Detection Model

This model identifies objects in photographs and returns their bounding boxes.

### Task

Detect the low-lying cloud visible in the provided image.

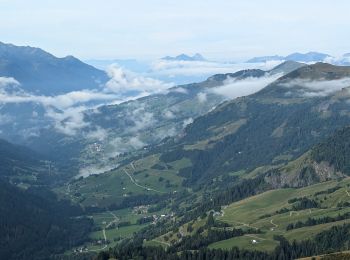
[151,60,282,77]
[281,78,350,97]
[197,92,207,103]
[84,126,109,141]
[209,74,282,99]
[105,64,173,95]
[77,165,116,178]
[128,105,157,133]
[0,67,174,136]
[0,77,19,88]
[183,117,194,128]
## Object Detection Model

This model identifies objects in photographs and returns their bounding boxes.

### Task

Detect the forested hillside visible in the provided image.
[0,180,92,259]
[158,63,350,188]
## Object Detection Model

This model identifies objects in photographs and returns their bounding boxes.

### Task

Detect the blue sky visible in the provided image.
[1,0,349,60]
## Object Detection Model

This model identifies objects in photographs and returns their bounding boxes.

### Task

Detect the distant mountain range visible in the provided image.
[246,55,285,63]
[0,42,108,95]
[337,53,350,65]
[161,53,206,61]
[247,51,333,63]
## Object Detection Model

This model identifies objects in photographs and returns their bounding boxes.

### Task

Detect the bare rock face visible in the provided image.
[264,160,344,189]
[312,161,344,180]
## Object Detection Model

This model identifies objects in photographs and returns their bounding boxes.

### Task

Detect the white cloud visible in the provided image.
[209,74,281,99]
[128,136,145,149]
[163,110,175,119]
[77,165,116,178]
[0,69,174,136]
[0,88,117,136]
[105,64,173,94]
[0,114,13,125]
[45,106,89,136]
[0,76,121,135]
[324,55,350,66]
[128,106,157,133]
[84,126,108,141]
[183,117,194,128]
[107,137,129,157]
[107,135,145,157]
[170,87,189,94]
[197,92,207,103]
[0,78,118,109]
[150,60,283,77]
[0,77,20,88]
[281,77,350,97]
[156,127,177,139]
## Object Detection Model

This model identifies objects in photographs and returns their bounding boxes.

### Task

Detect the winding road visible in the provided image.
[123,167,164,193]
[232,221,259,230]
[83,211,119,253]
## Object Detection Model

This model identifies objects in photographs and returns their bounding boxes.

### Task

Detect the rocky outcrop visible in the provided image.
[264,160,344,189]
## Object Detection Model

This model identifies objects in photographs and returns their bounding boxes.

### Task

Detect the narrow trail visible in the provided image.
[346,190,350,197]
[66,183,71,194]
[102,229,107,241]
[88,244,107,252]
[65,183,76,201]
[270,219,278,228]
[179,226,185,237]
[106,211,119,229]
[290,211,300,217]
[83,211,119,253]
[123,167,164,193]
[233,221,259,230]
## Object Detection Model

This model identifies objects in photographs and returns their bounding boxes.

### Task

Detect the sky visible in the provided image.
[0,0,350,60]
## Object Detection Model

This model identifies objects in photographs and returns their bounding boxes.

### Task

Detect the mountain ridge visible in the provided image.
[0,41,108,95]
[162,53,206,61]
[247,51,332,63]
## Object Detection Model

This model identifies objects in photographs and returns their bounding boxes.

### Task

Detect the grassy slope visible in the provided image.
[61,155,191,208]
[80,207,163,251]
[208,178,350,252]
[147,177,350,253]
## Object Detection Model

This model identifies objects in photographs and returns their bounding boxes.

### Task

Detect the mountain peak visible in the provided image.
[0,42,108,95]
[161,53,206,61]
[285,52,331,62]
[247,52,332,63]
[0,41,55,60]
[269,60,306,75]
[246,55,284,63]
[283,62,350,80]
[255,62,350,99]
